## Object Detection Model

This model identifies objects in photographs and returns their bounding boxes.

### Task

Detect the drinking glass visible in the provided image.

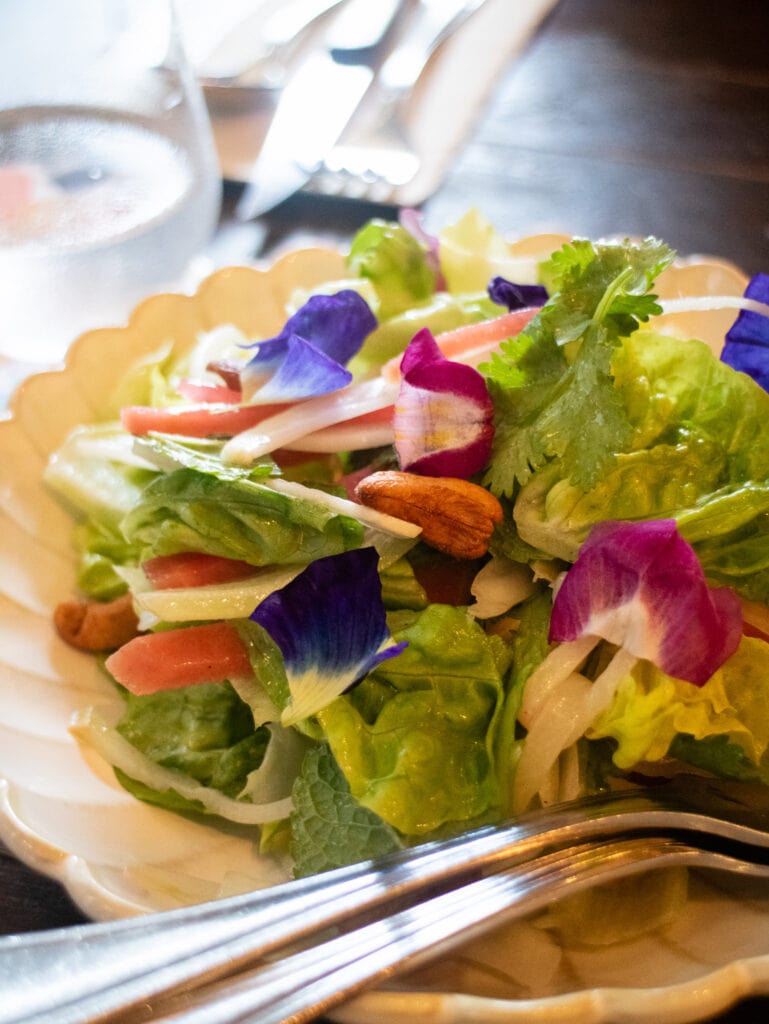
[0,0,223,363]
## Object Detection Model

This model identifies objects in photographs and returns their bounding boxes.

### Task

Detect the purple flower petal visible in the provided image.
[394,328,495,477]
[488,276,548,311]
[244,290,377,366]
[720,273,769,390]
[251,548,406,724]
[550,519,743,686]
[239,289,376,402]
[243,334,352,402]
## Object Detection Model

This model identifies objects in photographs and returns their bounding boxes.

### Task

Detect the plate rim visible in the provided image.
[1,245,766,1024]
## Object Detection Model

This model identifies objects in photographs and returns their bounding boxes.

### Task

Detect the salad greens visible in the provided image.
[47,208,769,885]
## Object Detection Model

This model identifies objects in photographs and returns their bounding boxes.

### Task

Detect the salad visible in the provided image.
[45,209,769,889]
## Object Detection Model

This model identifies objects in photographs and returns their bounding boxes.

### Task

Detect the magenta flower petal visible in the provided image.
[399,208,445,288]
[394,328,495,477]
[550,519,743,686]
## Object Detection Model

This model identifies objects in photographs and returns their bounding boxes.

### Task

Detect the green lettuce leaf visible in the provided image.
[348,290,501,379]
[134,433,275,481]
[121,467,363,566]
[315,605,509,837]
[346,219,436,321]
[116,681,269,805]
[496,588,553,813]
[513,331,769,599]
[290,744,402,876]
[588,637,769,776]
[438,208,547,294]
[74,520,134,599]
[44,423,158,528]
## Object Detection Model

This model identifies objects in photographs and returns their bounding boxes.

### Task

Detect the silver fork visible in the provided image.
[312,0,487,203]
[3,775,769,1024]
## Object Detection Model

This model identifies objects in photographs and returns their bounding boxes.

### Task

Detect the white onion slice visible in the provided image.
[71,708,293,825]
[223,377,398,465]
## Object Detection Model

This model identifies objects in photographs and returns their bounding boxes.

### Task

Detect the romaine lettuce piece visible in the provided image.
[121,467,364,566]
[44,423,159,527]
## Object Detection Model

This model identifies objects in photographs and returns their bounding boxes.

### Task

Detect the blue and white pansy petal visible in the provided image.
[240,290,378,402]
[251,548,407,726]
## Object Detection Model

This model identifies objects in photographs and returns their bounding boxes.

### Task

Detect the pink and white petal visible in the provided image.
[550,519,742,686]
[394,328,495,478]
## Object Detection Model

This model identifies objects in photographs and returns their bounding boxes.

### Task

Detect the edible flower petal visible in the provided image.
[488,276,548,311]
[250,548,406,726]
[240,290,377,402]
[720,273,769,390]
[394,328,495,477]
[550,519,743,686]
[244,335,353,403]
[512,519,743,813]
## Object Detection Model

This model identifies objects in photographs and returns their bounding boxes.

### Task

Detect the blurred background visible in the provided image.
[180,0,769,275]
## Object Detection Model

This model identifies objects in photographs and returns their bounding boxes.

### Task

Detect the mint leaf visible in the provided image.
[290,744,402,877]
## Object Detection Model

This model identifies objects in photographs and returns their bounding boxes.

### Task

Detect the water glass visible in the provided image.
[0,0,222,363]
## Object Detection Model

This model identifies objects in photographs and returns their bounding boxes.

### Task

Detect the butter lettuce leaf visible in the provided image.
[316,605,510,837]
[346,219,435,321]
[116,681,269,807]
[588,637,769,778]
[513,331,769,599]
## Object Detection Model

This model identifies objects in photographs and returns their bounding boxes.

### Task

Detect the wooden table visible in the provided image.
[2,1,768,1021]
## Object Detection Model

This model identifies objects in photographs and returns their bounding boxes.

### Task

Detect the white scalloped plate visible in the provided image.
[2,244,769,1023]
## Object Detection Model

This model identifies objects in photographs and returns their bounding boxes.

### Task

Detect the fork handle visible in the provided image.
[2,780,767,1024]
[120,835,732,1024]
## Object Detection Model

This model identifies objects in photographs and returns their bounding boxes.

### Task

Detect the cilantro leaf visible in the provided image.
[290,744,402,876]
[482,237,675,495]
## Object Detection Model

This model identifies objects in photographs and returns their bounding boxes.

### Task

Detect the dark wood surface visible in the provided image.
[3,1,769,1021]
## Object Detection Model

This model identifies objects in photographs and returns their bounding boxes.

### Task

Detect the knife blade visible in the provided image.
[235,0,407,220]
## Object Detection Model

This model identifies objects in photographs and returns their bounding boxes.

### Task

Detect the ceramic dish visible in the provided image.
[2,243,769,1024]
